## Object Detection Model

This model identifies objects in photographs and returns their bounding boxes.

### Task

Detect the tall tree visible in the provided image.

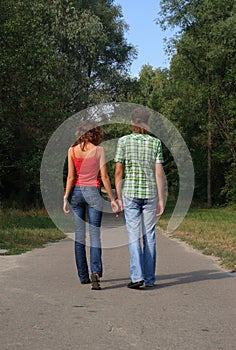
[158,0,236,205]
[0,0,59,206]
[0,0,135,207]
[50,0,135,110]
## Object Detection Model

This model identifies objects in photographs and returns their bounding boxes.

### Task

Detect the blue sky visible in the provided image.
[114,0,176,77]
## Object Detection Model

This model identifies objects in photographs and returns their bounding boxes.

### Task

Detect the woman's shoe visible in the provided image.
[91,273,101,290]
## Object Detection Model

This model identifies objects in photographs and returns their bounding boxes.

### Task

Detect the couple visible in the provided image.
[63,108,164,290]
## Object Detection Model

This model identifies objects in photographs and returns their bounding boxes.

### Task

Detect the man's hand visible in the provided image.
[116,198,123,212]
[156,201,164,217]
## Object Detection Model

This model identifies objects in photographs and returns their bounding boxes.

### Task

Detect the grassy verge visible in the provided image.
[0,209,66,255]
[1,206,236,271]
[158,204,236,271]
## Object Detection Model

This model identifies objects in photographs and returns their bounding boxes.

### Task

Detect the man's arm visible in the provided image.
[155,163,164,216]
[115,162,124,212]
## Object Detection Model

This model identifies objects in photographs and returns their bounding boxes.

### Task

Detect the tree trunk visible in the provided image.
[207,72,212,208]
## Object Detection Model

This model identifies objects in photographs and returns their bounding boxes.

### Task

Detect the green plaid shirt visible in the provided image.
[114,133,164,198]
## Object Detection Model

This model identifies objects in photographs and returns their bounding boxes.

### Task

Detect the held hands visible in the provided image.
[111,198,123,217]
[116,198,123,213]
[110,200,119,217]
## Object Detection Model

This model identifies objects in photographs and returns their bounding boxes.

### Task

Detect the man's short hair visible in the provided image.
[131,108,150,125]
[131,108,150,133]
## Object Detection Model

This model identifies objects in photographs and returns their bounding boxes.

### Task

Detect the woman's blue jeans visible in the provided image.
[123,196,157,286]
[71,186,103,282]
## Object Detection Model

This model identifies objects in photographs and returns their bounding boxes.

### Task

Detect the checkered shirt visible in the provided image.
[114,133,164,198]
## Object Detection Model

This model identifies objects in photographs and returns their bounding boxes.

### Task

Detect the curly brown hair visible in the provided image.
[74,121,102,150]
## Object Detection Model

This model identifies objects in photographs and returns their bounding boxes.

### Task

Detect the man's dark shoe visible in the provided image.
[127,280,144,289]
[81,278,91,284]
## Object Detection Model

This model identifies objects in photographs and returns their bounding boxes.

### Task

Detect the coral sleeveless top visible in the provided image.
[72,146,101,187]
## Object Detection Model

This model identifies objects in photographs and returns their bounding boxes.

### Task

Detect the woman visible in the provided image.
[63,121,118,290]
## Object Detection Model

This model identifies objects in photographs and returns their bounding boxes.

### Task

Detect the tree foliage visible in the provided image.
[0,0,135,207]
[1,0,235,207]
[120,0,235,205]
[157,0,236,204]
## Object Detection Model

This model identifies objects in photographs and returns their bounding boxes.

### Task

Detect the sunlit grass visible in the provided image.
[1,206,236,271]
[158,205,236,271]
[0,209,66,255]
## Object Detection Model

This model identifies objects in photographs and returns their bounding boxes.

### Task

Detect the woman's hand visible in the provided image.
[63,197,70,214]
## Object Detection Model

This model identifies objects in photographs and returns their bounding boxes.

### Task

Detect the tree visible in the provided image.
[0,0,60,206]
[158,0,236,205]
[49,0,136,110]
[0,0,135,207]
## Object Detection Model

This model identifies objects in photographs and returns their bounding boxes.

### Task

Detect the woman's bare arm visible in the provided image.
[63,148,75,213]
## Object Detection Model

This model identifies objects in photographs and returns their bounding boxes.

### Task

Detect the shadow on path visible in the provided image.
[157,269,232,289]
[101,269,232,290]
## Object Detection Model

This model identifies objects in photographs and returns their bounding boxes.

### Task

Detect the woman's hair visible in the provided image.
[74,121,102,150]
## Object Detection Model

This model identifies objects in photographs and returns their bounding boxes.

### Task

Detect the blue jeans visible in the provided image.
[123,196,157,286]
[70,186,103,282]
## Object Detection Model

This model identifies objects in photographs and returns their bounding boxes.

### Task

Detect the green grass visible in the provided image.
[1,206,236,271]
[158,204,236,271]
[0,209,66,255]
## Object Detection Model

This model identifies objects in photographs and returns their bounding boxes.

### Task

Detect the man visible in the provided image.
[114,107,164,289]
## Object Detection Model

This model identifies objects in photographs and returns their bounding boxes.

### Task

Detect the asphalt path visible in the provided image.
[0,213,235,350]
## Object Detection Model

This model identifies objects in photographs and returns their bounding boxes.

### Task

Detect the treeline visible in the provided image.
[0,0,235,208]
[115,0,236,206]
[0,0,135,207]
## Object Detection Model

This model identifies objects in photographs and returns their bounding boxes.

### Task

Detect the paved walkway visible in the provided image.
[0,213,235,350]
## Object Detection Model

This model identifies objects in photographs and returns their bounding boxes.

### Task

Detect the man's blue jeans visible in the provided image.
[123,195,157,286]
[71,186,103,282]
